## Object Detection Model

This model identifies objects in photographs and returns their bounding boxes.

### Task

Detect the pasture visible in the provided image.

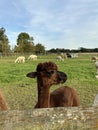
[0,53,98,110]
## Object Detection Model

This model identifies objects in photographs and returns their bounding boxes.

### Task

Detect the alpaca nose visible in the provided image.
[58,71,67,83]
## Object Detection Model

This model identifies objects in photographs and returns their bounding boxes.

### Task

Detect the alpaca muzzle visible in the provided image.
[58,71,67,83]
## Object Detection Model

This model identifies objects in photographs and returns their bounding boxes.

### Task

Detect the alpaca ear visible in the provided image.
[26,72,37,78]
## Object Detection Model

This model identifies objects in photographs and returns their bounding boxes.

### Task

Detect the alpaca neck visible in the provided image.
[37,82,50,108]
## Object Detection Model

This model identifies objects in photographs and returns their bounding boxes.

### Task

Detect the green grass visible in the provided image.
[0,53,98,109]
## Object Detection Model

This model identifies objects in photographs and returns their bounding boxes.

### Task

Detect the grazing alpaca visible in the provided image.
[26,61,80,108]
[0,90,9,110]
[56,56,64,61]
[15,56,25,63]
[28,54,37,60]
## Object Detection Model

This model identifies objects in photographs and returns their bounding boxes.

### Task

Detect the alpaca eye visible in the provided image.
[50,70,54,74]
[47,70,54,77]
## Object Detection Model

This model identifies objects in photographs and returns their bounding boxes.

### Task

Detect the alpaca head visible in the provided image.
[26,61,67,87]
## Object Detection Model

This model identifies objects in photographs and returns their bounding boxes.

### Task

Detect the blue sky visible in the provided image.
[0,0,98,50]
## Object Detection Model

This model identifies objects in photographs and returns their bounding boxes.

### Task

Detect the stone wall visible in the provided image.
[0,106,98,130]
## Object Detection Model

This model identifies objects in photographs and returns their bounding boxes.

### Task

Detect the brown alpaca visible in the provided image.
[26,61,80,108]
[0,90,9,110]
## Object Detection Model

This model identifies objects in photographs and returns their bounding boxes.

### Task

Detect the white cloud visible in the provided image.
[1,0,98,49]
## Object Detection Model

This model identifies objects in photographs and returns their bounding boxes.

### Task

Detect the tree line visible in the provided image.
[0,27,98,55]
[48,47,98,53]
[0,27,45,55]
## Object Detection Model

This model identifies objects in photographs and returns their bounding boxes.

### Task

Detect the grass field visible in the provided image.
[0,53,98,110]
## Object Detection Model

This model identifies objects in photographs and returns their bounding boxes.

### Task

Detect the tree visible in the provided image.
[0,27,10,55]
[15,32,35,53]
[35,43,45,54]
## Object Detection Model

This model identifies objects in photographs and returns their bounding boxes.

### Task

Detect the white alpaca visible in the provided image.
[15,56,25,63]
[92,56,98,61]
[56,56,64,61]
[95,61,98,74]
[28,54,37,60]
